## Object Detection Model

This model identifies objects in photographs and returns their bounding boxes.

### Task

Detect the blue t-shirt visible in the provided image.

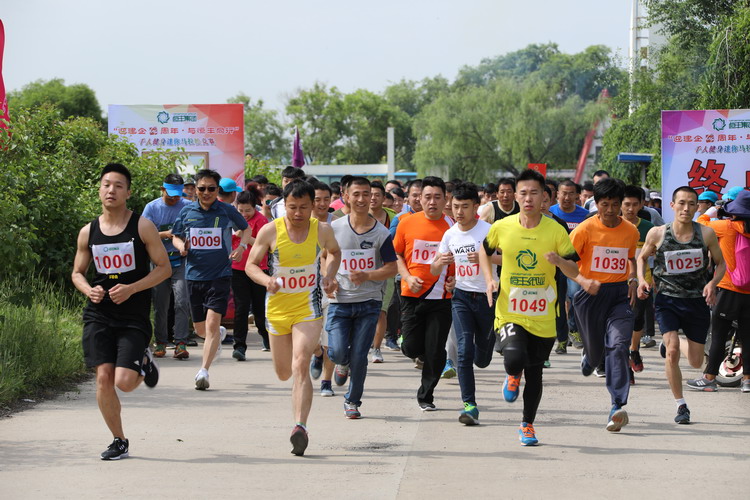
[171,200,249,281]
[549,204,589,231]
[142,197,192,255]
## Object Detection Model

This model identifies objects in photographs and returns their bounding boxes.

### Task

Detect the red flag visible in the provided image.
[0,20,7,130]
[292,127,305,167]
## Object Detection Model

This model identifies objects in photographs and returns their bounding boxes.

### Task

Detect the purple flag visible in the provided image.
[292,127,305,167]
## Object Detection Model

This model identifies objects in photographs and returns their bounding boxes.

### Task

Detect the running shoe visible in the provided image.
[261,346,271,352]
[334,364,350,386]
[153,342,167,358]
[372,348,384,363]
[320,380,335,397]
[659,341,666,359]
[385,338,400,351]
[441,360,457,379]
[290,425,309,456]
[232,346,246,361]
[674,404,690,424]
[187,333,199,347]
[419,401,437,411]
[503,374,521,402]
[686,377,718,392]
[594,363,606,378]
[195,369,210,390]
[173,342,189,359]
[344,401,361,419]
[543,360,551,369]
[100,437,129,460]
[569,331,584,349]
[219,326,227,343]
[309,352,324,380]
[555,341,567,354]
[580,352,594,377]
[629,350,644,372]
[606,405,629,432]
[142,348,159,388]
[518,422,538,446]
[458,402,479,426]
[641,336,656,348]
[741,379,750,393]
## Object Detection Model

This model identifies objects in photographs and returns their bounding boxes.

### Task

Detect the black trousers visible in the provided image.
[400,297,452,404]
[231,269,269,350]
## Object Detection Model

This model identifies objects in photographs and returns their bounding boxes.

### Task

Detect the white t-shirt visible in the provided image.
[438,219,492,293]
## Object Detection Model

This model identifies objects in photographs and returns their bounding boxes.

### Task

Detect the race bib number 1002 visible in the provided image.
[274,264,318,293]
[92,241,136,275]
[591,246,628,274]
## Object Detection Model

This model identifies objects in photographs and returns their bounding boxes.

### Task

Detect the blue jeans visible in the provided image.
[326,300,382,406]
[451,288,495,405]
[152,263,191,344]
[566,278,581,332]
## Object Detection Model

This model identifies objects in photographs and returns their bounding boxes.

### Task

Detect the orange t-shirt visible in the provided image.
[394,211,453,299]
[570,216,639,283]
[697,214,750,294]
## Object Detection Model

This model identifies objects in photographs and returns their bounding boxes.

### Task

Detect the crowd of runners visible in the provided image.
[72,162,750,459]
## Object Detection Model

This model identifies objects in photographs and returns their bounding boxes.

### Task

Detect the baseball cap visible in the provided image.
[697,191,718,203]
[723,186,744,201]
[162,182,185,197]
[219,178,243,193]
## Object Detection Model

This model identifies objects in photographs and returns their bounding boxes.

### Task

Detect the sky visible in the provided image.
[3,0,633,113]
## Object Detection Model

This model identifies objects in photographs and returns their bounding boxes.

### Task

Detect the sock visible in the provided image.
[676,398,686,408]
[296,422,307,431]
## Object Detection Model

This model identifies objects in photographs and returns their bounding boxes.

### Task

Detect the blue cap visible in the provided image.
[162,182,185,197]
[723,186,744,201]
[219,178,243,193]
[698,191,718,203]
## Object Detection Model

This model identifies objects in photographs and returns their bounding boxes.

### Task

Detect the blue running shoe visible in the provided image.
[606,405,629,432]
[385,338,400,351]
[459,402,479,425]
[441,360,457,379]
[503,374,521,402]
[309,352,324,380]
[518,422,538,446]
[334,364,350,386]
[581,352,594,377]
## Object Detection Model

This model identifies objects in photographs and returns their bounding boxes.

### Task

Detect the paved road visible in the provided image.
[1,333,748,499]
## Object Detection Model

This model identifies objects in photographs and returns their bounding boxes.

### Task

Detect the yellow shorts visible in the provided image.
[267,313,322,336]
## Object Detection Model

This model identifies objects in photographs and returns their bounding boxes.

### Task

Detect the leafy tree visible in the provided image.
[228,93,288,162]
[7,78,103,124]
[285,82,347,164]
[455,43,560,87]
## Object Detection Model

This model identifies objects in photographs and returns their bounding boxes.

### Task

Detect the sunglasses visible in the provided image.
[197,186,218,192]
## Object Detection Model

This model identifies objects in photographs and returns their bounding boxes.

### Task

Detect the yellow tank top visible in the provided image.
[266,217,322,320]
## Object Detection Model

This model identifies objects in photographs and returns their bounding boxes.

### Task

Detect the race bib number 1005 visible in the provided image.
[92,241,136,275]
[340,249,376,275]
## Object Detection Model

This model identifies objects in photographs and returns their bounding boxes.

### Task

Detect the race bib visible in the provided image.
[190,228,223,250]
[274,264,318,293]
[340,248,376,275]
[665,249,704,274]
[508,286,555,316]
[92,241,135,275]
[455,253,480,279]
[412,239,439,265]
[591,246,628,274]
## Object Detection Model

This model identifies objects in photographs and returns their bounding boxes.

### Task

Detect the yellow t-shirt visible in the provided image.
[485,214,576,338]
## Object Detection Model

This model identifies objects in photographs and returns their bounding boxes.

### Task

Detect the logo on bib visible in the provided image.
[516,249,537,271]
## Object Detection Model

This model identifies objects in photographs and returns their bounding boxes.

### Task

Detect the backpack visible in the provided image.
[728,231,750,291]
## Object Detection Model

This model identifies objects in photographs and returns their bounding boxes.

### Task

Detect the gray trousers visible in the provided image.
[152,263,191,344]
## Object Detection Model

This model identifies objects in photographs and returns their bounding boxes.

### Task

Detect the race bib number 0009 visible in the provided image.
[412,239,439,265]
[92,241,135,275]
[274,264,318,293]
[665,249,703,274]
[591,246,628,274]
[190,228,222,250]
[340,249,376,275]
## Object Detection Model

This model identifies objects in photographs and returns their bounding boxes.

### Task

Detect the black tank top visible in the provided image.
[653,222,710,298]
[84,211,151,322]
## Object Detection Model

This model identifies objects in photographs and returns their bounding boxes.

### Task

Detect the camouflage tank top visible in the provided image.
[653,222,710,298]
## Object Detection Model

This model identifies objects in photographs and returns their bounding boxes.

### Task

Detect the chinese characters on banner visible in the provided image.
[108,104,244,185]
[662,110,750,222]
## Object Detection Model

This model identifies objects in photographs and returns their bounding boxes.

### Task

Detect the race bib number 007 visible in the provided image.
[340,249,376,275]
[190,228,222,250]
[274,264,318,293]
[92,241,135,275]
[591,246,628,274]
[665,249,703,274]
[412,239,439,265]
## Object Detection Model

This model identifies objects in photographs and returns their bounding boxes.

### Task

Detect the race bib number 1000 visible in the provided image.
[190,228,222,250]
[412,239,439,265]
[92,241,136,275]
[665,249,703,274]
[591,246,628,274]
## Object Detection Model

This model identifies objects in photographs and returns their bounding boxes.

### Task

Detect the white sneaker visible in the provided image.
[195,369,210,390]
[216,326,227,356]
[372,348,384,363]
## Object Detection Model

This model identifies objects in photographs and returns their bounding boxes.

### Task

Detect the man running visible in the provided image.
[637,186,725,424]
[326,177,397,418]
[245,180,340,456]
[432,182,494,425]
[480,177,519,223]
[570,178,639,432]
[479,169,580,445]
[171,169,252,390]
[72,163,170,460]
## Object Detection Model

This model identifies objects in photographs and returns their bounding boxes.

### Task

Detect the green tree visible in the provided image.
[286,82,347,164]
[228,93,288,162]
[7,78,103,124]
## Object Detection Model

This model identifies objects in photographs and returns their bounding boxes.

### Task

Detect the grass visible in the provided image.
[0,279,87,408]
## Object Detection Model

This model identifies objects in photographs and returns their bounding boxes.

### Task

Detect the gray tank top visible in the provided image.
[653,222,710,298]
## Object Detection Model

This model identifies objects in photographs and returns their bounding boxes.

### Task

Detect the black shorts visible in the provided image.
[654,294,710,344]
[82,321,149,372]
[188,277,231,322]
[713,287,750,322]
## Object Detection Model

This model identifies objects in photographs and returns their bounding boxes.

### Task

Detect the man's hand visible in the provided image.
[436,252,454,266]
[267,275,281,294]
[108,283,134,305]
[637,280,651,300]
[229,247,243,262]
[580,277,601,296]
[349,270,369,287]
[173,238,188,256]
[485,280,498,307]
[88,285,106,304]
[703,282,717,307]
[467,251,480,264]
[544,252,564,267]
[322,276,338,297]
[628,281,638,308]
[445,275,456,292]
[405,275,424,293]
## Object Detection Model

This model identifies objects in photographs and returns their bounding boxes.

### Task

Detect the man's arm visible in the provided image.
[479,203,494,223]
[636,227,660,299]
[479,239,498,307]
[71,224,106,303]
[319,223,341,296]
[245,222,278,292]
[702,225,726,306]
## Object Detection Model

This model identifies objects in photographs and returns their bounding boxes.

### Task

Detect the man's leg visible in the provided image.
[419,299,452,405]
[522,335,555,424]
[344,301,380,406]
[96,364,124,439]
[573,289,606,370]
[452,290,478,405]
[231,269,252,353]
[372,312,387,350]
[290,319,323,425]
[171,265,191,345]
[269,330,293,381]
[196,309,222,370]
[604,296,635,408]
[249,277,270,349]
[151,269,173,350]
[663,330,685,399]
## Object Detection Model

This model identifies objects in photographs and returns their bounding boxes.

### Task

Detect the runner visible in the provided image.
[637,186,725,423]
[479,177,519,223]
[170,169,252,390]
[71,163,171,460]
[326,177,397,418]
[369,180,397,363]
[570,178,639,432]
[142,173,193,359]
[393,176,453,410]
[269,166,306,220]
[245,180,340,456]
[479,169,580,445]
[432,182,494,425]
